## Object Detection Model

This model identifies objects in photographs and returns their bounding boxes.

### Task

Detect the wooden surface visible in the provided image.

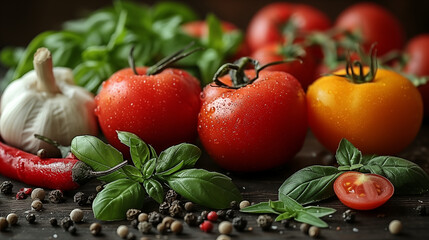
[0,125,428,240]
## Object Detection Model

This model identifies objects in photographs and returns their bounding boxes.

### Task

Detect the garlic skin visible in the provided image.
[0,48,98,157]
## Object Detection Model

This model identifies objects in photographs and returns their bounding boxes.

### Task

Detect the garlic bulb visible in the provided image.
[0,47,98,157]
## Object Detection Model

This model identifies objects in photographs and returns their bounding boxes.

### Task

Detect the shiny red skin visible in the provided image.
[404,34,429,117]
[251,43,317,90]
[95,67,201,154]
[246,3,331,52]
[0,141,79,191]
[335,2,405,57]
[198,70,307,172]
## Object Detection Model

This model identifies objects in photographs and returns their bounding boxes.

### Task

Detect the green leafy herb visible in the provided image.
[241,193,335,228]
[279,138,429,205]
[71,131,241,220]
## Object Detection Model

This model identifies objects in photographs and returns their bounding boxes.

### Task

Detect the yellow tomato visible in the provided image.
[307,67,423,155]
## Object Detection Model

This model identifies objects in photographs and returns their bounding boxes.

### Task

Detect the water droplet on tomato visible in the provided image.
[200,92,206,99]
[209,107,216,113]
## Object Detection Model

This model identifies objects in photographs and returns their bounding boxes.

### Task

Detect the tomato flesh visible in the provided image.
[334,172,394,210]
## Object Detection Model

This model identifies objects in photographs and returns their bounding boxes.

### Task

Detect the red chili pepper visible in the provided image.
[0,141,127,191]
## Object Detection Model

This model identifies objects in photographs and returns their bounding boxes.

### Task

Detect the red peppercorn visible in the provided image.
[16,191,27,200]
[199,220,213,233]
[207,211,218,222]
[20,188,33,195]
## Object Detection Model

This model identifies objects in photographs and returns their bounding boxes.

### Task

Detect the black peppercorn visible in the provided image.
[26,214,36,224]
[73,192,88,206]
[126,209,141,221]
[226,209,235,219]
[138,221,152,234]
[61,217,74,231]
[68,225,77,235]
[130,219,139,229]
[169,201,184,218]
[126,232,136,240]
[148,211,163,226]
[87,194,96,204]
[201,210,209,220]
[342,209,356,223]
[184,213,197,226]
[217,210,227,220]
[232,217,247,231]
[257,215,273,231]
[230,200,239,210]
[49,217,58,226]
[165,189,181,203]
[196,215,204,225]
[0,181,13,194]
[159,202,171,215]
[416,205,427,216]
[49,190,64,203]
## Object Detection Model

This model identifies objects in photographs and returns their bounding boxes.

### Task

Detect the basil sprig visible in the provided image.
[241,193,335,228]
[71,131,242,221]
[279,138,429,205]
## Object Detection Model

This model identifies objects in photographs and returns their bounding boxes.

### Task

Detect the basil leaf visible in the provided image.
[295,210,329,228]
[336,138,362,166]
[361,156,429,194]
[122,165,144,183]
[278,166,342,205]
[240,202,281,214]
[279,193,304,211]
[165,169,242,209]
[142,158,156,179]
[269,200,288,213]
[303,206,336,218]
[149,145,158,159]
[71,136,126,183]
[156,143,201,175]
[117,131,150,170]
[92,179,145,221]
[143,179,164,204]
[275,211,296,222]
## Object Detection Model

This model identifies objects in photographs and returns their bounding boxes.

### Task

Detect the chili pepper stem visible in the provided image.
[33,48,61,94]
[72,161,128,185]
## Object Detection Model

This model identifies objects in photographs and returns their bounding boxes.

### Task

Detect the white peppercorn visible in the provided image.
[70,208,84,222]
[184,201,194,212]
[157,223,167,234]
[389,220,402,235]
[300,223,310,234]
[117,225,129,238]
[239,200,251,209]
[309,226,320,238]
[90,222,102,236]
[6,213,18,226]
[138,213,148,222]
[216,234,232,240]
[218,221,233,235]
[162,216,175,228]
[0,217,8,232]
[31,188,46,200]
[31,199,43,211]
[170,220,183,234]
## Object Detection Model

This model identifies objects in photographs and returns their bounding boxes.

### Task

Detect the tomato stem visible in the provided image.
[335,45,378,84]
[128,46,138,75]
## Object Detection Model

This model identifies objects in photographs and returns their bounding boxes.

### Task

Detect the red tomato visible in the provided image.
[335,2,405,57]
[334,172,394,210]
[403,34,429,117]
[246,3,331,52]
[251,43,317,90]
[95,67,201,154]
[198,69,307,172]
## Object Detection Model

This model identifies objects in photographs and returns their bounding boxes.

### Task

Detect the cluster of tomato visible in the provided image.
[95,2,427,172]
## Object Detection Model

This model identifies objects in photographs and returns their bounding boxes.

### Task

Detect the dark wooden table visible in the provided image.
[1,123,428,240]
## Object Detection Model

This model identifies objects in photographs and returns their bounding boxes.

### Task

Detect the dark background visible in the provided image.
[0,0,428,49]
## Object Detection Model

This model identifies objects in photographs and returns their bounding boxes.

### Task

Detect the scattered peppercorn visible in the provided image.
[61,217,74,230]
[230,200,239,210]
[300,223,310,234]
[218,221,233,235]
[87,194,96,204]
[170,220,183,234]
[37,149,47,158]
[20,187,32,195]
[138,213,148,222]
[184,201,194,212]
[281,219,290,228]
[309,226,320,238]
[159,202,170,215]
[126,232,136,240]
[225,209,235,219]
[16,191,27,200]
[31,188,46,201]
[138,221,152,234]
[184,213,197,226]
[70,208,84,222]
[257,215,273,231]
[201,210,209,220]
[148,211,163,226]
[200,220,213,233]
[26,214,36,224]
[117,225,129,238]
[68,225,77,235]
[216,234,232,240]
[416,205,427,216]
[49,189,64,203]
[0,181,13,194]
[196,215,204,225]
[131,219,139,229]
[389,220,402,235]
[169,201,184,218]
[157,223,167,234]
[232,217,247,231]
[239,200,251,209]
[207,211,218,222]
[73,192,88,206]
[95,185,104,193]
[49,217,58,227]
[31,199,43,211]
[0,217,8,232]
[126,209,141,221]
[216,210,226,220]
[90,222,102,236]
[342,209,356,223]
[165,189,180,203]
[6,213,18,226]
[162,216,175,228]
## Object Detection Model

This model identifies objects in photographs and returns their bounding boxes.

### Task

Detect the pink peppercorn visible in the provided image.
[200,220,213,233]
[207,211,218,222]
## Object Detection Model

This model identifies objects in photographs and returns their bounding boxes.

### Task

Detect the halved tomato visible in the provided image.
[333,172,394,210]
